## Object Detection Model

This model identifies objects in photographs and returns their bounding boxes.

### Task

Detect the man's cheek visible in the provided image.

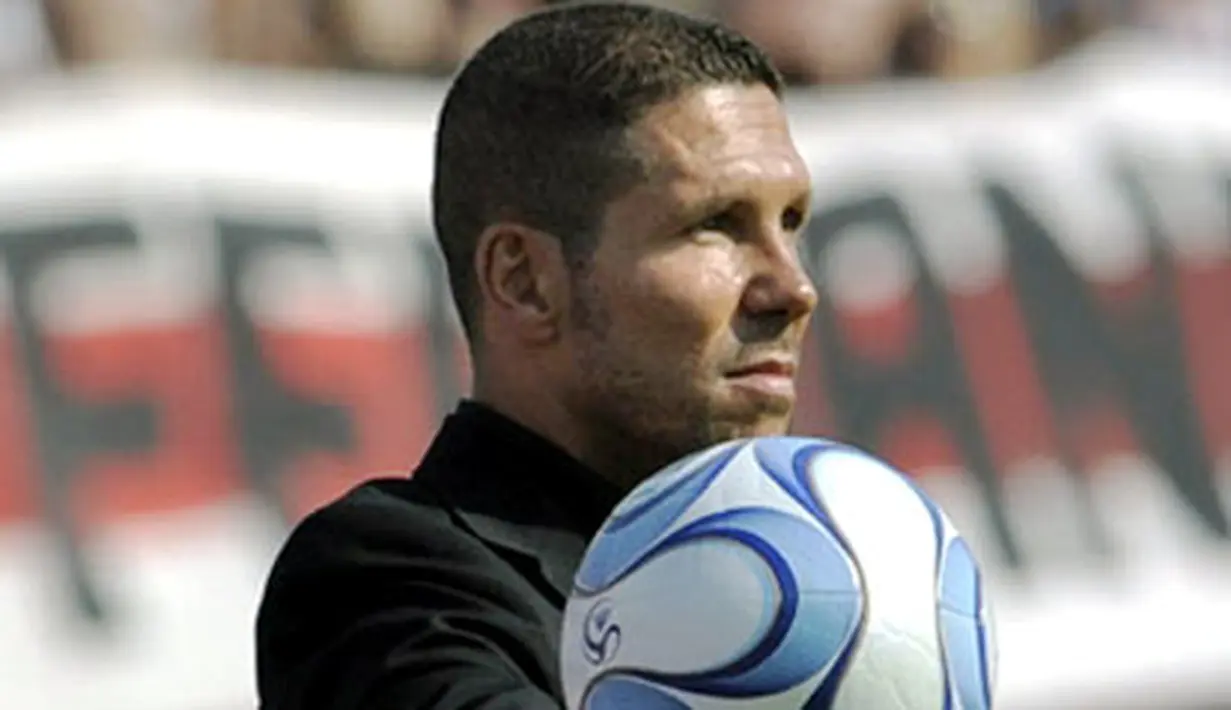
[649,283,737,341]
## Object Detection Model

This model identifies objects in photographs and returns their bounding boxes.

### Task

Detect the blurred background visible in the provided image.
[0,0,1229,709]
[0,0,1226,83]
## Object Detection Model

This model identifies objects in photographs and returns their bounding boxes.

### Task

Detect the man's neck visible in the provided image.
[473,379,661,492]
[471,375,591,468]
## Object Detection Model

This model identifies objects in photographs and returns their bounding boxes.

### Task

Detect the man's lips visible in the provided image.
[725,359,797,379]
[724,359,799,401]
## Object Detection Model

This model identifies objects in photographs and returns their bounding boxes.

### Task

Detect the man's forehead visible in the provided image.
[627,85,808,189]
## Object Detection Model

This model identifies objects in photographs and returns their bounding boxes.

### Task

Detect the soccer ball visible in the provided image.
[560,436,996,710]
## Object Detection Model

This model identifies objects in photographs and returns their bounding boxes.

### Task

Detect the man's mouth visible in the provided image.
[724,358,798,400]
[726,358,797,379]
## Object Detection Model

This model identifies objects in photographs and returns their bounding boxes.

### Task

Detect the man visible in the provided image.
[256,3,817,708]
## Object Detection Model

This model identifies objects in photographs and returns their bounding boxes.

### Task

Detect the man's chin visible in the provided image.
[711,407,795,443]
[721,382,796,424]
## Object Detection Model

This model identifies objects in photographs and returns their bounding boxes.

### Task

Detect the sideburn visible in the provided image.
[565,247,611,336]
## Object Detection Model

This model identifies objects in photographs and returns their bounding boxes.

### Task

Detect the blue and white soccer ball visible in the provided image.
[560,436,997,710]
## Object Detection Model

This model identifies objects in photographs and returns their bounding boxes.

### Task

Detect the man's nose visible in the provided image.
[741,239,818,323]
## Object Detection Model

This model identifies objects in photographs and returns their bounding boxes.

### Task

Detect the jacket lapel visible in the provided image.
[450,509,587,604]
[412,401,624,606]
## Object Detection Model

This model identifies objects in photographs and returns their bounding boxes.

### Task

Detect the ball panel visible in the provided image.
[939,537,981,618]
[979,597,997,697]
[897,474,951,565]
[580,598,621,667]
[938,609,993,710]
[807,449,946,709]
[563,437,995,710]
[574,535,781,676]
[575,443,741,595]
[584,675,691,710]
[751,437,842,526]
[633,507,863,698]
[801,614,863,710]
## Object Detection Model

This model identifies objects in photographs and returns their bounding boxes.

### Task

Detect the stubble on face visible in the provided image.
[567,269,721,488]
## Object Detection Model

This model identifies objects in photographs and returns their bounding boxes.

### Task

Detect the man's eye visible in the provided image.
[782,207,805,232]
[696,211,739,234]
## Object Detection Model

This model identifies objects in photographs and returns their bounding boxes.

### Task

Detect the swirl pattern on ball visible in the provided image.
[938,536,995,710]
[581,598,621,666]
[898,470,996,710]
[567,440,866,709]
[562,437,996,710]
[574,443,742,596]
[635,507,863,697]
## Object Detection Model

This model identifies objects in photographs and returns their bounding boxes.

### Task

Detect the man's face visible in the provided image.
[563,83,817,485]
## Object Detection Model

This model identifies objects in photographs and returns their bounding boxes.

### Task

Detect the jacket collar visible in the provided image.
[413,401,624,603]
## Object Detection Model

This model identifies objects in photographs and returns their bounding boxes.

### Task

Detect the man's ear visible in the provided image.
[473,222,569,344]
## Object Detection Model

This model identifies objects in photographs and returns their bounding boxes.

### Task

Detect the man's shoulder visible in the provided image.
[255,474,569,709]
[269,475,467,573]
[310,474,444,529]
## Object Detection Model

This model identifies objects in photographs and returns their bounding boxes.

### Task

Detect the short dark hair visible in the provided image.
[431,2,784,338]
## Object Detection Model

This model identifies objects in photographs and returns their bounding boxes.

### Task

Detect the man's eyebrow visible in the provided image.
[688,192,741,214]
[682,180,812,214]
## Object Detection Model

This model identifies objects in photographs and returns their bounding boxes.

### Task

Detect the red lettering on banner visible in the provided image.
[836,284,964,472]
[833,293,920,368]
[879,408,960,474]
[1173,258,1231,463]
[0,329,36,523]
[947,281,1058,472]
[1063,397,1139,471]
[255,327,439,519]
[46,320,241,528]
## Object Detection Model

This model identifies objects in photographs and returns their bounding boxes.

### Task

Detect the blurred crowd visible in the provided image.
[0,0,1228,85]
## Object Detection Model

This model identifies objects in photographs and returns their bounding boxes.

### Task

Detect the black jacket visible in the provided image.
[256,401,624,709]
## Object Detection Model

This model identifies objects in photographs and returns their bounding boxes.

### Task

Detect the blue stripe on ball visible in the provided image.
[896,454,993,710]
[631,507,863,699]
[574,443,741,595]
[940,538,980,617]
[939,608,992,710]
[801,611,864,710]
[750,437,840,526]
[584,675,690,710]
[974,567,993,710]
[757,437,876,707]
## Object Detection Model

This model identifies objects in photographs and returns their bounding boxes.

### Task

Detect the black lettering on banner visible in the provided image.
[1113,152,1229,533]
[214,218,353,526]
[0,221,157,627]
[802,194,1022,568]
[984,175,1229,539]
